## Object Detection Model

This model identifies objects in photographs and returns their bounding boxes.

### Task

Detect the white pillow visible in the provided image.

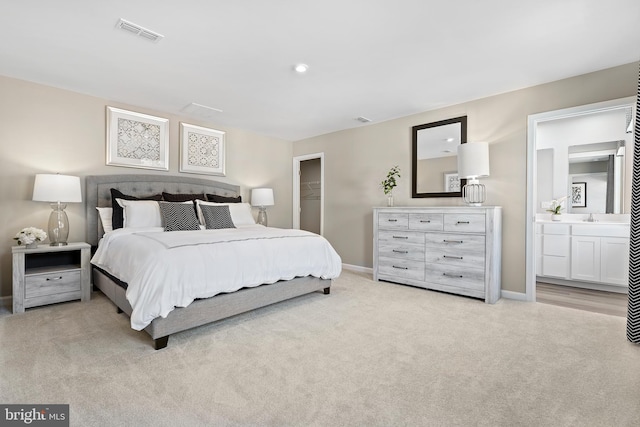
[116,199,162,228]
[96,207,113,233]
[195,200,256,226]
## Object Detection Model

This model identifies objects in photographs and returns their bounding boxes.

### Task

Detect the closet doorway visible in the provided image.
[293,153,324,235]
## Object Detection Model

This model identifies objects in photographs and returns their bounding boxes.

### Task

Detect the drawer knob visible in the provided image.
[456,221,470,224]
[392,250,409,254]
[442,273,463,278]
[46,276,63,281]
[392,265,409,270]
[443,255,463,260]
[388,219,398,222]
[420,220,431,223]
[443,239,464,243]
[392,236,409,239]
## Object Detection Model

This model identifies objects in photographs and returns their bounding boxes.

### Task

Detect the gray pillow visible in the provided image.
[200,205,236,230]
[159,202,200,231]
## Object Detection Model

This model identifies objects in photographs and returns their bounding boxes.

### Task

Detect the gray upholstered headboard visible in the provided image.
[85,174,241,247]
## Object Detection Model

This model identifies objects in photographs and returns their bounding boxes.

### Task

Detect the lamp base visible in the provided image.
[48,202,70,246]
[462,180,486,206]
[256,207,268,226]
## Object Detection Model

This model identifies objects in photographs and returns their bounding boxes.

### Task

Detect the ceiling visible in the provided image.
[1,1,638,141]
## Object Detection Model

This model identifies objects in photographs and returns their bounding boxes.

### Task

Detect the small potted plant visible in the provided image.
[381,165,401,207]
[546,196,568,221]
[14,227,47,249]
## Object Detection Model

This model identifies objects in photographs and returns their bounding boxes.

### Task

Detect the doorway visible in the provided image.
[525,96,635,302]
[293,153,324,235]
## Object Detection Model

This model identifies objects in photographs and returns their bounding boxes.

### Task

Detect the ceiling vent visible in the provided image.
[356,116,372,123]
[181,103,224,119]
[116,18,164,43]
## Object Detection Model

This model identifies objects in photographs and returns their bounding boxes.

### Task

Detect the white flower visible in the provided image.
[14,227,47,245]
[546,196,568,214]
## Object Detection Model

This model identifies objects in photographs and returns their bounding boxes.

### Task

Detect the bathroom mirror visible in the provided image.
[568,141,625,214]
[412,116,467,198]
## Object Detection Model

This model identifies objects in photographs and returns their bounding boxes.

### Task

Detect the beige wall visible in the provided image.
[293,62,638,294]
[0,76,293,297]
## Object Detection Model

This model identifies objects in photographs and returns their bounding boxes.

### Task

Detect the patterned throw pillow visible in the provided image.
[158,202,201,231]
[200,205,236,230]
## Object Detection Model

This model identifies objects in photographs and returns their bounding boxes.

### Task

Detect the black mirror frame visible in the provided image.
[411,116,467,198]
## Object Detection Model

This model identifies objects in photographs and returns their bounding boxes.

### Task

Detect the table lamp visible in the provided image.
[33,174,82,246]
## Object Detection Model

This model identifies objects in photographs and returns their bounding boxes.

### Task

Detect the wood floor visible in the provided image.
[536,282,628,317]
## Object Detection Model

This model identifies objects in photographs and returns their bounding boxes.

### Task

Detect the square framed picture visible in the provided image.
[571,182,587,207]
[179,123,226,176]
[106,106,169,171]
[444,172,460,192]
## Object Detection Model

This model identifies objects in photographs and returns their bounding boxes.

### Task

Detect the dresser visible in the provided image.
[373,207,502,303]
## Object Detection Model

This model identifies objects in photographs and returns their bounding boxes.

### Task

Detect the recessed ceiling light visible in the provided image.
[356,116,372,123]
[294,63,309,73]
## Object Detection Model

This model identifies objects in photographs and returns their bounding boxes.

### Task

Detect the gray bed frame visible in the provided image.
[86,174,331,350]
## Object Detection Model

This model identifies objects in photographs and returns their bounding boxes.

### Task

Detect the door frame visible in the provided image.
[525,96,635,301]
[293,152,325,235]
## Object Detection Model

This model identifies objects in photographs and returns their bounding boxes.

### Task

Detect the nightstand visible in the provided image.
[12,242,91,313]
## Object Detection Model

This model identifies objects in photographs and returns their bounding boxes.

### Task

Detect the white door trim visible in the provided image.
[293,153,325,235]
[525,96,635,302]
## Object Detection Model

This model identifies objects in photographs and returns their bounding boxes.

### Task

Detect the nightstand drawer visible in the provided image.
[25,269,81,298]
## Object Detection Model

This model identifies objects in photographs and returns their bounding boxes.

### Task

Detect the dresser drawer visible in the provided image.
[424,233,485,252]
[409,213,443,231]
[378,213,409,230]
[25,269,81,299]
[378,242,425,261]
[378,230,425,245]
[424,263,485,291]
[379,257,425,281]
[443,214,485,233]
[425,247,486,269]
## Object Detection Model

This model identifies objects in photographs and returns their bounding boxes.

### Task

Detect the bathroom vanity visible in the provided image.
[536,216,629,291]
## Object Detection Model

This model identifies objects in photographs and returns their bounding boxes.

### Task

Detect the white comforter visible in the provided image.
[91,225,342,330]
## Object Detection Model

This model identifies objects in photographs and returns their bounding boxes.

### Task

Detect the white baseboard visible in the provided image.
[501,290,528,301]
[342,263,373,274]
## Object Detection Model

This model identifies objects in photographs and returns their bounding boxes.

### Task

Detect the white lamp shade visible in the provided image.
[33,174,82,203]
[251,188,274,207]
[457,142,490,179]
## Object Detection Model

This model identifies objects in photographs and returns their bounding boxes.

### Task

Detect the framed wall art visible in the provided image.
[106,106,169,171]
[571,182,587,208]
[443,172,460,193]
[179,123,226,176]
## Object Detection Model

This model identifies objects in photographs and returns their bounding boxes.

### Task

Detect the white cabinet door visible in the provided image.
[601,237,629,286]
[571,236,601,282]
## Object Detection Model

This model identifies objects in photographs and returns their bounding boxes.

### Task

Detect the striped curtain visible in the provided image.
[627,63,640,343]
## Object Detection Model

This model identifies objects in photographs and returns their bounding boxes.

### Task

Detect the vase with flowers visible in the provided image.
[14,227,47,249]
[381,165,401,207]
[546,196,568,221]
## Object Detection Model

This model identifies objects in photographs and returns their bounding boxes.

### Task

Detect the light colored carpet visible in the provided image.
[1,270,639,426]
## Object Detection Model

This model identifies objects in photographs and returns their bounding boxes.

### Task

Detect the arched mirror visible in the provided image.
[412,116,467,198]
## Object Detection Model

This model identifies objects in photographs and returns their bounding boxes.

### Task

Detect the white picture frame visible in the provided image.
[106,106,169,171]
[179,122,226,176]
[444,172,460,192]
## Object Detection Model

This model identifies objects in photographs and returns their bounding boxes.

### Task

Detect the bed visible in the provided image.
[85,174,341,349]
